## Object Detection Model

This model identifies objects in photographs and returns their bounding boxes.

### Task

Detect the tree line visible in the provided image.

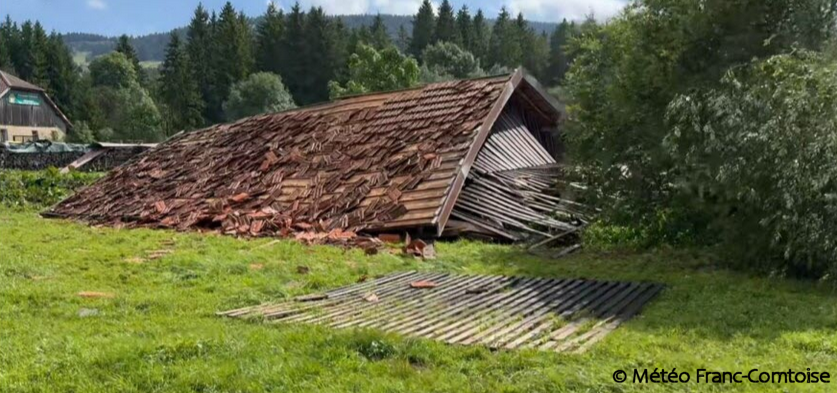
[0,1,591,143]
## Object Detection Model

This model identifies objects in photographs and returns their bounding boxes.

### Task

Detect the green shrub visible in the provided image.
[0,169,102,208]
[665,52,837,278]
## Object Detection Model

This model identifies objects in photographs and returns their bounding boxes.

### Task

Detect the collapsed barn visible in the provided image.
[45,70,586,245]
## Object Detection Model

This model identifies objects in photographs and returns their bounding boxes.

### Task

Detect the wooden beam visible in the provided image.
[435,69,525,236]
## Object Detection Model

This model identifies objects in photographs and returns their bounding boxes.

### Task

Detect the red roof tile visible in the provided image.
[48,74,514,237]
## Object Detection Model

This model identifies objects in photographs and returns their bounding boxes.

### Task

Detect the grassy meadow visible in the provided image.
[2,208,837,392]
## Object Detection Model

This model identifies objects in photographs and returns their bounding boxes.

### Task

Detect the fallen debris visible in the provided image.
[377,233,401,244]
[296,266,310,274]
[146,249,173,260]
[404,239,436,260]
[220,271,664,353]
[78,291,115,299]
[294,293,328,302]
[46,72,586,249]
[78,308,100,318]
[410,280,438,289]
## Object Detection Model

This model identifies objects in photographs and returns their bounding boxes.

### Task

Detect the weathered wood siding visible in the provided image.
[0,90,68,132]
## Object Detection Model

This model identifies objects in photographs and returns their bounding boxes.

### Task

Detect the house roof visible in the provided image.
[47,69,561,238]
[0,70,73,130]
[0,70,45,92]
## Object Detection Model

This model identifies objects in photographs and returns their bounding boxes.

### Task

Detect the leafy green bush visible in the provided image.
[565,0,837,278]
[0,169,102,208]
[665,52,837,278]
[565,0,837,239]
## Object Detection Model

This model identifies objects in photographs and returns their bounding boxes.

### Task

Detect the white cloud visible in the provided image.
[297,0,369,14]
[87,0,107,10]
[280,0,423,15]
[373,0,424,15]
[508,0,626,22]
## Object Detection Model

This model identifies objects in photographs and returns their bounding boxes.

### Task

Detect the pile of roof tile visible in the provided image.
[44,75,511,247]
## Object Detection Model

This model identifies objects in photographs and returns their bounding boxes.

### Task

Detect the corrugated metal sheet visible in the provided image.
[220,271,663,353]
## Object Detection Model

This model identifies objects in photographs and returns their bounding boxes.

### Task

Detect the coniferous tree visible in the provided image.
[44,32,78,119]
[547,19,572,84]
[396,25,410,52]
[159,32,203,134]
[29,22,50,88]
[0,16,16,72]
[298,7,339,104]
[487,8,520,68]
[185,4,213,123]
[328,18,350,86]
[209,2,254,121]
[470,10,489,64]
[369,14,391,49]
[256,3,285,75]
[282,3,306,100]
[115,34,145,83]
[455,6,472,51]
[516,13,548,79]
[13,21,34,80]
[409,0,435,59]
[434,0,457,44]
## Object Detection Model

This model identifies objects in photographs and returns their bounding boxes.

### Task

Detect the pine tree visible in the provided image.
[298,7,338,104]
[115,34,145,83]
[487,8,521,68]
[44,33,78,119]
[256,3,285,75]
[328,18,350,86]
[470,10,489,64]
[409,0,435,59]
[282,3,306,100]
[29,22,50,88]
[396,25,410,52]
[369,14,391,49]
[516,13,548,78]
[0,16,16,73]
[160,32,204,134]
[547,19,572,84]
[186,3,214,122]
[455,6,472,52]
[14,21,35,81]
[434,0,457,44]
[210,2,254,121]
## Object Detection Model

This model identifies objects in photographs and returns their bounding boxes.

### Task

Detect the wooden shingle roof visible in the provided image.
[48,70,557,238]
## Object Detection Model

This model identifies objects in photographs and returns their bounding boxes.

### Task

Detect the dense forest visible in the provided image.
[0,1,586,143]
[62,14,561,63]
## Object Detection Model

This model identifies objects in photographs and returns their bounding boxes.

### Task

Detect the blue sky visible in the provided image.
[6,0,628,36]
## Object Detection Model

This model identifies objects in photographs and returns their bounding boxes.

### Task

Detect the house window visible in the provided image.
[13,135,33,143]
[32,130,39,140]
[0,129,7,142]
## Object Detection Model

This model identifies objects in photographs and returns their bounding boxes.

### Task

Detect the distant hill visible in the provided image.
[63,14,559,65]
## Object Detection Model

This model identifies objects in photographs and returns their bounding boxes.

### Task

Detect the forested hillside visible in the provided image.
[62,14,559,63]
[0,1,583,144]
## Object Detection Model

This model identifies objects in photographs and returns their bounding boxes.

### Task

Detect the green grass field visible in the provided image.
[2,208,837,392]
